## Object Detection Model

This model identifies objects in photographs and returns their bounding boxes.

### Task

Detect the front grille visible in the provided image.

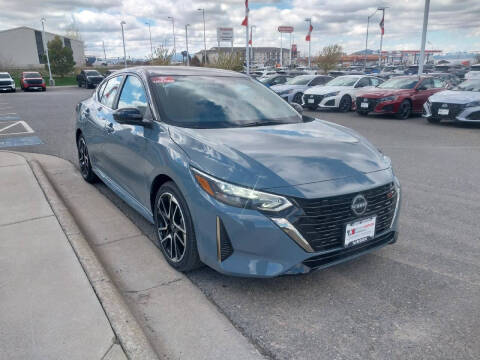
[431,102,465,119]
[0,80,11,86]
[302,231,395,270]
[468,111,480,121]
[356,97,378,112]
[303,93,324,106]
[25,79,43,85]
[292,183,397,252]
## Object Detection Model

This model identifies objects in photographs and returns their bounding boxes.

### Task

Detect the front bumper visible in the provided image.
[0,83,15,91]
[302,93,339,109]
[24,82,46,90]
[356,97,401,114]
[186,170,401,277]
[423,102,480,122]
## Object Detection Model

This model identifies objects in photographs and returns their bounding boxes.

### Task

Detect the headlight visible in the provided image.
[323,91,340,97]
[379,95,397,102]
[466,101,480,108]
[191,167,293,212]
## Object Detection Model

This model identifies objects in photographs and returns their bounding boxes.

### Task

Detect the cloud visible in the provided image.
[0,0,478,59]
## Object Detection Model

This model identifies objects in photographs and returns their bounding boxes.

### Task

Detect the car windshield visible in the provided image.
[149,75,303,128]
[453,80,480,92]
[86,70,101,76]
[326,76,359,86]
[285,76,314,85]
[259,75,279,84]
[0,74,10,79]
[25,72,41,78]
[378,77,419,89]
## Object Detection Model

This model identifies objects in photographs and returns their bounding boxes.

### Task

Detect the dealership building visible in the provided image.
[0,26,84,69]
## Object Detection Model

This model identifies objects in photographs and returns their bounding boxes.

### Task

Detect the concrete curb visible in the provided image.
[24,156,160,360]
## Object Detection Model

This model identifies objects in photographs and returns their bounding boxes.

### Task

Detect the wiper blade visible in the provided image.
[238,121,285,127]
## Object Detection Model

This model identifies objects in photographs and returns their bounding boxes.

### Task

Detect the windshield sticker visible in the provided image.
[152,76,175,84]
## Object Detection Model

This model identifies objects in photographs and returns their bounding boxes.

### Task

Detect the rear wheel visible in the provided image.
[338,95,352,112]
[77,135,98,183]
[396,100,411,120]
[154,182,202,272]
[292,92,303,104]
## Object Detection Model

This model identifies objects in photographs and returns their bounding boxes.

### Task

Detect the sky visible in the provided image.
[0,0,479,59]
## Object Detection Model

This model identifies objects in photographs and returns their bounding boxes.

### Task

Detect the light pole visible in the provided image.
[120,21,127,68]
[378,7,387,69]
[145,22,153,59]
[197,8,207,64]
[305,18,311,68]
[418,0,430,75]
[40,18,54,86]
[167,16,176,59]
[185,24,190,66]
[364,8,382,70]
[250,25,256,65]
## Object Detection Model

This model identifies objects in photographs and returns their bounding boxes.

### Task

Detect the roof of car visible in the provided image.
[117,66,247,78]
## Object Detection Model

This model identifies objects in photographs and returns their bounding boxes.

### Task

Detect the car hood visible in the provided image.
[169,119,390,191]
[429,90,480,104]
[357,88,412,98]
[304,85,351,95]
[270,84,305,93]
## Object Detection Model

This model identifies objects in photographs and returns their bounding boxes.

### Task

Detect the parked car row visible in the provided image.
[0,71,48,92]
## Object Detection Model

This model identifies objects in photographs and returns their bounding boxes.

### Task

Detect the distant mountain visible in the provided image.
[433,52,477,60]
[351,49,378,55]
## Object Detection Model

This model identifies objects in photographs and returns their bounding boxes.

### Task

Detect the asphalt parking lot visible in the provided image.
[1,87,479,359]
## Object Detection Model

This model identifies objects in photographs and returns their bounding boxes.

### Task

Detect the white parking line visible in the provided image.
[0,121,34,136]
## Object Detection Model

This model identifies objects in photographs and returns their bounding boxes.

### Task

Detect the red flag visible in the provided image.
[305,24,313,41]
[379,14,384,35]
[241,0,249,26]
[249,31,252,45]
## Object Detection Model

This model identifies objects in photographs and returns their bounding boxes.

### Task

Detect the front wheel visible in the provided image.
[77,135,98,183]
[154,182,202,272]
[396,100,411,120]
[338,95,352,112]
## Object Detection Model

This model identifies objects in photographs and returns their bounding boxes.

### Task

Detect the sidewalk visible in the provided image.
[0,152,127,359]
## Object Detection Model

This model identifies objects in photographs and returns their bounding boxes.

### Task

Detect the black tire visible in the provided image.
[154,182,202,272]
[427,116,441,124]
[338,95,352,112]
[357,111,369,116]
[11,88,16,93]
[292,92,303,104]
[42,87,46,92]
[396,100,411,120]
[77,135,98,183]
[78,81,82,88]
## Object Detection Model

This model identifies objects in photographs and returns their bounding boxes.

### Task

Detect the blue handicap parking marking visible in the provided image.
[0,136,43,148]
[0,115,21,121]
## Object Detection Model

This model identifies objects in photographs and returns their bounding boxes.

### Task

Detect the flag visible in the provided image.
[379,13,384,35]
[241,0,249,26]
[306,24,313,41]
[249,30,252,45]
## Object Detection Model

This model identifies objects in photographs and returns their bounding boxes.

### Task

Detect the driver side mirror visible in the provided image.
[113,107,145,125]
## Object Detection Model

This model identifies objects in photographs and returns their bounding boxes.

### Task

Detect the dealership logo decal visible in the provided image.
[351,194,368,216]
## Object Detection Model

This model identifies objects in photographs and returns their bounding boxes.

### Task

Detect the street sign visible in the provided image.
[217,27,234,42]
[278,26,294,33]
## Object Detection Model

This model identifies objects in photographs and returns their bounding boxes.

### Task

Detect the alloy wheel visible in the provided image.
[78,137,90,178]
[339,96,352,112]
[157,192,187,262]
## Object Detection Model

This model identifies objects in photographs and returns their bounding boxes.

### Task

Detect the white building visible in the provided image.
[0,26,85,69]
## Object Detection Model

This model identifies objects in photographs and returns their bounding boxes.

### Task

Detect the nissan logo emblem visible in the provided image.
[351,194,368,216]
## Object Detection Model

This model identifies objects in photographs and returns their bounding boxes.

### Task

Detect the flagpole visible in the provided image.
[244,1,250,75]
[378,7,386,69]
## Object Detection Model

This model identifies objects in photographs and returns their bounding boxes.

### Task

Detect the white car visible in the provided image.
[302,75,383,112]
[0,72,15,92]
[423,79,480,123]
[465,64,480,80]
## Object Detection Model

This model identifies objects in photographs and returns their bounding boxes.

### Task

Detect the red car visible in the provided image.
[20,72,46,91]
[356,76,446,119]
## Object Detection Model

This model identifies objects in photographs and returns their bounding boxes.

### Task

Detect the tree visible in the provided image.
[45,36,75,77]
[207,51,243,71]
[150,46,175,65]
[475,54,480,64]
[315,44,343,74]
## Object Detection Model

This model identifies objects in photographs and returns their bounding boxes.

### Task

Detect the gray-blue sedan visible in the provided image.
[75,66,400,277]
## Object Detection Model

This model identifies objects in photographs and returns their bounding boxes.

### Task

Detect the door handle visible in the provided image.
[106,122,114,133]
